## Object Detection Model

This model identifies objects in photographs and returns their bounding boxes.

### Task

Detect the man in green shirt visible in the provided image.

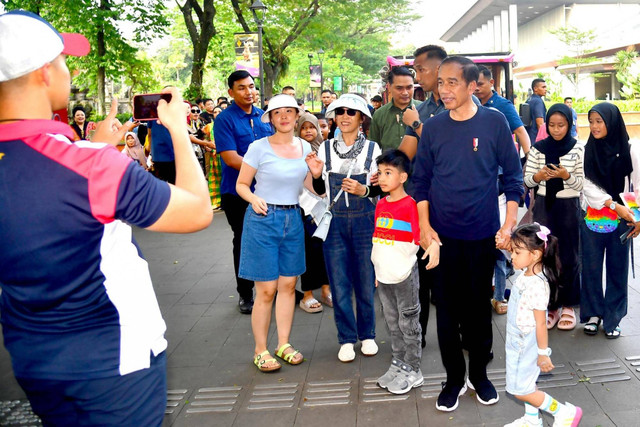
[369,67,421,150]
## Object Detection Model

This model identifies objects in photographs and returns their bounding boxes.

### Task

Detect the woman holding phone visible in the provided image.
[306,94,382,362]
[580,102,640,338]
[236,94,311,372]
[523,104,584,331]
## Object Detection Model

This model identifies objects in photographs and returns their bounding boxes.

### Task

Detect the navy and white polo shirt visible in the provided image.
[0,120,171,380]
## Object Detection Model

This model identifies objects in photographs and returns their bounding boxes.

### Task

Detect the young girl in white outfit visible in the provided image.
[504,223,582,427]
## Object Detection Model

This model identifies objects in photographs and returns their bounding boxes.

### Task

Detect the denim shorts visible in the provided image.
[239,205,305,281]
[505,323,540,396]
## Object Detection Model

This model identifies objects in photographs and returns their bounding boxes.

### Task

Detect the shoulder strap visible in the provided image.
[364,140,376,172]
[324,139,332,172]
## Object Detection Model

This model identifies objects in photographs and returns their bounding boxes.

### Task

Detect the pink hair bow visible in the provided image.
[534,222,551,248]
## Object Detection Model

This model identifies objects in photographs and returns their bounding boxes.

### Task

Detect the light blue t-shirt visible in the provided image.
[243,137,311,205]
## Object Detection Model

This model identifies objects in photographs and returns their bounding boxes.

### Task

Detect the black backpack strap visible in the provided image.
[364,140,376,172]
[324,140,332,172]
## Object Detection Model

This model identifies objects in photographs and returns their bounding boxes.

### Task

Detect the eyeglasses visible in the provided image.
[191,109,200,113]
[335,108,358,116]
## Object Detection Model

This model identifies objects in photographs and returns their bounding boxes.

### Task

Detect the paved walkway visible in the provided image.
[2,211,640,426]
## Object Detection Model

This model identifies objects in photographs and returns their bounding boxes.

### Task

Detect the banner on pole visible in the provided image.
[333,76,343,91]
[309,65,321,88]
[234,33,259,77]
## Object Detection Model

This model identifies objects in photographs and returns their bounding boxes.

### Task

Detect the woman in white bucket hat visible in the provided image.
[306,94,384,362]
[236,94,313,372]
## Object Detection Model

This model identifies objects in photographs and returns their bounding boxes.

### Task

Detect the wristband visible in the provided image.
[361,185,370,198]
[537,347,552,356]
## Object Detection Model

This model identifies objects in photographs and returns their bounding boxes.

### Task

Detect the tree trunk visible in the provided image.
[96,0,108,115]
[179,0,217,99]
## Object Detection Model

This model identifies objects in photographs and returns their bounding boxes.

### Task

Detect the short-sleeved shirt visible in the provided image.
[512,272,550,334]
[147,120,174,162]
[483,91,524,133]
[371,195,420,283]
[369,99,421,150]
[214,102,273,195]
[526,94,546,142]
[0,120,171,380]
[243,137,312,205]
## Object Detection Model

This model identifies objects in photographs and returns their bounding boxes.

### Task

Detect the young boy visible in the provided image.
[372,149,440,394]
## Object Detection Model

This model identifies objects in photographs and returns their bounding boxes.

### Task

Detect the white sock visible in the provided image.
[524,402,540,422]
[539,393,565,416]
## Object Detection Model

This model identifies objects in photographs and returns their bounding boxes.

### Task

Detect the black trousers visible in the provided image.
[433,235,495,385]
[300,214,329,292]
[221,193,254,299]
[416,247,433,339]
[532,195,581,308]
[153,161,175,185]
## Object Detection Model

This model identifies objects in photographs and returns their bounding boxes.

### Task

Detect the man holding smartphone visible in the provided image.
[0,10,212,426]
[214,70,273,314]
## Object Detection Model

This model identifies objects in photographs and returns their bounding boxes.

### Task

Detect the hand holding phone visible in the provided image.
[133,93,173,121]
[620,225,634,244]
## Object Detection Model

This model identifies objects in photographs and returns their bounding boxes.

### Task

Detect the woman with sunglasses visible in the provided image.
[188,105,214,175]
[306,94,383,362]
[236,95,311,372]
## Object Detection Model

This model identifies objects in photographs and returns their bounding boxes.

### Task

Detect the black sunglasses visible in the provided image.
[191,108,200,113]
[335,107,358,116]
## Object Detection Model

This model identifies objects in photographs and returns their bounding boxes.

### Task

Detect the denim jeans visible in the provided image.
[323,171,376,344]
[493,250,507,301]
[580,217,629,333]
[378,264,422,371]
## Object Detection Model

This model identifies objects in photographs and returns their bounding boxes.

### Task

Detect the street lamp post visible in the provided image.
[250,0,267,109]
[317,48,325,91]
[307,53,315,111]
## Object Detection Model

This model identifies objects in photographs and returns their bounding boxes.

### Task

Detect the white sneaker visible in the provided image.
[504,416,543,427]
[338,343,355,362]
[361,339,378,356]
[552,402,583,427]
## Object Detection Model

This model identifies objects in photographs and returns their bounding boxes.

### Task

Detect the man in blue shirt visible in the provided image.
[148,119,175,184]
[413,57,523,413]
[215,70,273,314]
[525,78,547,142]
[564,96,578,137]
[475,65,531,157]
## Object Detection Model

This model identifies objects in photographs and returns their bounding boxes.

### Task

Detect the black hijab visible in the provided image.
[532,103,577,207]
[584,102,632,204]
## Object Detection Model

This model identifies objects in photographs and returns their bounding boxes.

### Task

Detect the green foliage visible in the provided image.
[545,99,640,113]
[549,26,598,96]
[615,48,640,100]
[3,0,168,111]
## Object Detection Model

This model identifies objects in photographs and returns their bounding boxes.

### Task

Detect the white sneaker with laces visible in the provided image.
[504,416,543,427]
[361,339,378,356]
[338,343,355,362]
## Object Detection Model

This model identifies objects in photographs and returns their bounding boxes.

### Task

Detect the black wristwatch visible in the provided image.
[411,120,421,130]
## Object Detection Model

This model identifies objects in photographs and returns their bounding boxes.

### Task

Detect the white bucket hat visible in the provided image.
[0,10,90,82]
[260,94,304,123]
[325,93,371,119]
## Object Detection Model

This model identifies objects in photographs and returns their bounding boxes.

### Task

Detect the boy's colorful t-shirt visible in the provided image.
[371,195,420,284]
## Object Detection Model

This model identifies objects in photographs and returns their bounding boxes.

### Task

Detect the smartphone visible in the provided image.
[133,93,172,121]
[546,163,557,169]
[620,225,634,244]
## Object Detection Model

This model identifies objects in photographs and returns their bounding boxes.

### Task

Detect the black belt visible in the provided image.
[267,203,299,209]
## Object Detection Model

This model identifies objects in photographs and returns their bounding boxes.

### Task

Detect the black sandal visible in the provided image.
[583,318,601,336]
[605,325,621,339]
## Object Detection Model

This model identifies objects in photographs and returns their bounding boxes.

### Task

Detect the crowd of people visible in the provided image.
[2,9,639,427]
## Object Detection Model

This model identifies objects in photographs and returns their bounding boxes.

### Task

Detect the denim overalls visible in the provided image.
[505,275,543,396]
[322,140,377,344]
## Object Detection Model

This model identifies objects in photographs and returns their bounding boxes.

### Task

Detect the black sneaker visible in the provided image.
[466,378,499,405]
[436,381,467,412]
[238,297,254,314]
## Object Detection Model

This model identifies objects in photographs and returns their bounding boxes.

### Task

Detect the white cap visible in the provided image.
[0,10,90,82]
[326,93,371,119]
[260,94,304,123]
